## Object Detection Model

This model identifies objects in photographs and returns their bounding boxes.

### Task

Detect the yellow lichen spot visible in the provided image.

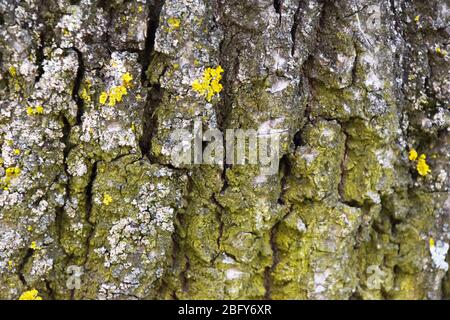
[19,289,42,300]
[99,92,108,105]
[8,260,13,270]
[414,15,420,23]
[26,107,34,116]
[137,5,143,13]
[80,88,91,103]
[5,167,21,178]
[35,105,44,115]
[29,241,41,251]
[408,149,418,161]
[9,66,17,77]
[13,149,21,156]
[27,226,33,232]
[435,47,448,56]
[417,154,431,176]
[429,238,435,248]
[103,193,113,206]
[192,66,224,102]
[168,17,181,29]
[121,72,133,87]
[108,85,127,106]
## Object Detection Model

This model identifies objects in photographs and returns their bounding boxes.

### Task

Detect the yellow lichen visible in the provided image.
[8,66,17,77]
[5,167,21,178]
[108,85,127,106]
[27,105,44,116]
[29,241,41,250]
[80,80,92,102]
[0,166,19,190]
[19,289,42,300]
[429,238,435,248]
[80,88,91,102]
[103,193,113,206]
[192,66,224,102]
[99,92,108,105]
[121,72,133,87]
[416,154,431,176]
[100,72,132,106]
[408,149,418,161]
[414,15,420,23]
[168,17,181,29]
[35,105,44,114]
[436,47,448,56]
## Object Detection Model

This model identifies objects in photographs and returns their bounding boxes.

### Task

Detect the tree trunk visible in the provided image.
[0,0,449,300]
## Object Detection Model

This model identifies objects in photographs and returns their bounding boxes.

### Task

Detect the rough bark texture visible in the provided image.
[0,0,449,300]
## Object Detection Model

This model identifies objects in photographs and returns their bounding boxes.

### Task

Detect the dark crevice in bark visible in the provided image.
[140,0,165,85]
[273,0,283,14]
[290,1,302,56]
[336,131,362,210]
[55,115,72,253]
[264,212,289,300]
[45,279,56,299]
[140,81,164,159]
[211,195,225,264]
[18,248,34,286]
[181,254,190,292]
[71,47,85,126]
[34,34,45,83]
[217,40,239,132]
[138,0,165,159]
[291,0,326,56]
[293,129,305,148]
[83,161,98,266]
[265,155,292,299]
[273,0,283,23]
[277,154,291,205]
[169,230,182,298]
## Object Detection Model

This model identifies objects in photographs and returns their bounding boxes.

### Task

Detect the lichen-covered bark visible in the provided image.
[0,0,449,300]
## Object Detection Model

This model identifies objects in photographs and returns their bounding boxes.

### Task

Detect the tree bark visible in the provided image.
[0,0,449,299]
